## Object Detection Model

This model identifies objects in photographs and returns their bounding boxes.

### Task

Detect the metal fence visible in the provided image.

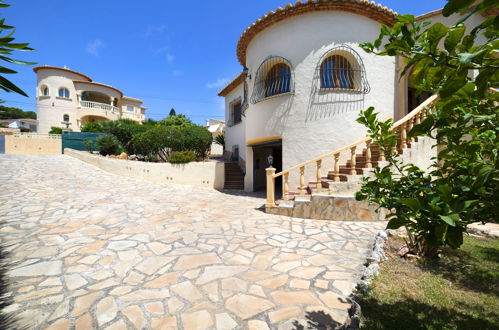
[61,131,105,154]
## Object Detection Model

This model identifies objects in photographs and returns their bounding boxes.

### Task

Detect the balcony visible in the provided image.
[80,100,120,115]
[78,100,121,123]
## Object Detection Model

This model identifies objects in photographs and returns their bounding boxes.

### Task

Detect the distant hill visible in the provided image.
[0,105,36,119]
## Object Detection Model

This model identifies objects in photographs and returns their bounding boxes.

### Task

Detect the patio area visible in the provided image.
[0,154,384,329]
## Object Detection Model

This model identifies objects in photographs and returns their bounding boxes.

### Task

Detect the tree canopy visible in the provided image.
[0,105,36,119]
[355,0,498,256]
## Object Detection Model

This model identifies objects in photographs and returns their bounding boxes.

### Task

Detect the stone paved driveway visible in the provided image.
[0,155,385,329]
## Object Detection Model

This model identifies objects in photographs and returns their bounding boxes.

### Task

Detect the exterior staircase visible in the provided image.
[224,162,245,190]
[265,95,439,220]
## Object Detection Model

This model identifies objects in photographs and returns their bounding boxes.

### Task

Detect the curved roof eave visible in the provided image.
[33,65,93,82]
[236,0,398,65]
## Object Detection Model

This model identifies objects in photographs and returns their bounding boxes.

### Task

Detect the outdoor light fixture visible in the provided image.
[267,154,274,168]
[243,67,251,80]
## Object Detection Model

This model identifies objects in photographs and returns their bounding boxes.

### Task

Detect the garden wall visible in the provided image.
[65,148,225,189]
[5,133,62,155]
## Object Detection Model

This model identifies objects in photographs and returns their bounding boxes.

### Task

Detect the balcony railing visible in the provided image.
[80,101,120,115]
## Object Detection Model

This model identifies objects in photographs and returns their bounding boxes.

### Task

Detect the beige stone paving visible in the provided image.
[0,155,385,329]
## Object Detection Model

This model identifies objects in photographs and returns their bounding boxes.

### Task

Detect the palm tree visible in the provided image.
[214,133,225,150]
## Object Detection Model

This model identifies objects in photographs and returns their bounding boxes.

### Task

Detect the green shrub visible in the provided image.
[80,122,101,133]
[131,124,212,161]
[96,134,120,156]
[168,150,196,163]
[83,139,95,153]
[48,126,62,134]
[81,120,149,154]
[158,114,193,127]
[178,125,212,158]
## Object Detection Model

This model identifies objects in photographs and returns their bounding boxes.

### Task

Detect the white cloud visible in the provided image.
[86,39,104,56]
[143,24,166,37]
[206,78,229,89]
[172,70,182,77]
[155,46,174,64]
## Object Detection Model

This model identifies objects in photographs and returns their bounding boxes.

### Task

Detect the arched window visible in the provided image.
[63,114,70,122]
[58,88,70,98]
[264,63,291,97]
[251,56,293,103]
[320,55,354,90]
[41,86,49,96]
[314,46,370,94]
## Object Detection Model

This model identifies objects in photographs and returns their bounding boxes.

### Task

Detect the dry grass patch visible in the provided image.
[358,235,499,329]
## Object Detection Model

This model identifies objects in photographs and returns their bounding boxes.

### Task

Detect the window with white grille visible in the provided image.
[251,56,293,103]
[316,45,369,93]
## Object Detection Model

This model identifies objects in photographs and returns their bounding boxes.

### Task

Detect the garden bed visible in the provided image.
[358,235,499,329]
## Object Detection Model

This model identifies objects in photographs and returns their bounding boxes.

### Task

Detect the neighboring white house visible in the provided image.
[205,118,225,157]
[219,1,488,192]
[0,118,38,132]
[34,66,147,134]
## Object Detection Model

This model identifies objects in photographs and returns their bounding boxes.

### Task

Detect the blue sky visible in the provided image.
[3,0,446,124]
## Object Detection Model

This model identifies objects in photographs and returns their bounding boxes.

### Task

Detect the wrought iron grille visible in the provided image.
[316,45,370,93]
[251,56,294,103]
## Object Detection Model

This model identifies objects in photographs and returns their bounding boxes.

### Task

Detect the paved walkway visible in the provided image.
[0,155,385,329]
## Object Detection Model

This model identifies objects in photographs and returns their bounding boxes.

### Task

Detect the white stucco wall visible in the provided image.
[121,98,145,122]
[65,149,225,189]
[235,11,397,190]
[36,69,82,134]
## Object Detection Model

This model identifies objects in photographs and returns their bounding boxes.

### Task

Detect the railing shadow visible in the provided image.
[292,310,342,330]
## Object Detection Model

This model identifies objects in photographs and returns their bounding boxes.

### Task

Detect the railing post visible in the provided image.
[265,167,276,207]
[401,123,407,149]
[350,146,357,175]
[365,140,372,168]
[379,147,386,162]
[407,118,413,143]
[334,154,340,182]
[316,160,322,191]
[283,172,289,201]
[299,166,306,195]
[415,111,421,125]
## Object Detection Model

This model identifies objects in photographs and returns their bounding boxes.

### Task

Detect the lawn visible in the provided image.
[358,235,499,330]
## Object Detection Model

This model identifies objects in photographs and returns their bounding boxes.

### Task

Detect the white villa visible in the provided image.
[219,0,487,194]
[34,66,146,134]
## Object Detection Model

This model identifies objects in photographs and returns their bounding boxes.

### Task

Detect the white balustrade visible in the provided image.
[80,101,120,115]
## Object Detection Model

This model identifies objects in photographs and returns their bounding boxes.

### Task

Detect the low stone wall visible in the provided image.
[266,194,386,221]
[5,133,62,155]
[65,148,225,189]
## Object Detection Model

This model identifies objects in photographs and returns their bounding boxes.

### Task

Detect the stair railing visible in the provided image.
[265,94,439,207]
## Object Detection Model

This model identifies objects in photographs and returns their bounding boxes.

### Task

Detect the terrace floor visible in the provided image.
[0,154,385,329]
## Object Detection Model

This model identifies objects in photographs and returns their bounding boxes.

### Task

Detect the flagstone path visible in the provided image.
[0,154,385,329]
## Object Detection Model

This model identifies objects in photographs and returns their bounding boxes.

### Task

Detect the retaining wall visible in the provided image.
[5,133,62,155]
[65,148,225,189]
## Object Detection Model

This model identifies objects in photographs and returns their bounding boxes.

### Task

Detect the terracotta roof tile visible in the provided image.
[236,0,398,65]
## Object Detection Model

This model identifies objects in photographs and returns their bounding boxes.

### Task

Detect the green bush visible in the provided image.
[80,122,101,133]
[80,120,149,154]
[131,124,212,161]
[178,125,212,157]
[96,134,120,156]
[83,139,95,153]
[48,126,62,134]
[158,114,193,127]
[168,150,196,163]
